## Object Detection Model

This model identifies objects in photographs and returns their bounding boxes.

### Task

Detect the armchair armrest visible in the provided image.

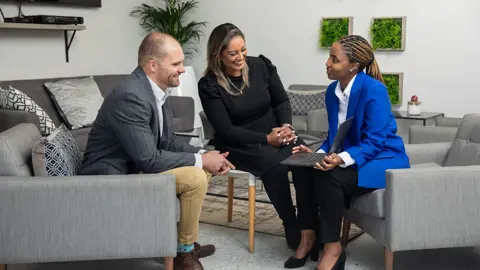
[0,174,178,264]
[385,166,480,251]
[409,126,457,144]
[405,142,451,165]
[307,108,328,132]
[0,108,41,133]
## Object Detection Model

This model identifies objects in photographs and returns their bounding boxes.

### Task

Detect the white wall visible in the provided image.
[188,0,480,118]
[0,0,157,81]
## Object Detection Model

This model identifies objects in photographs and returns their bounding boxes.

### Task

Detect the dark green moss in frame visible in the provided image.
[319,17,353,48]
[371,17,406,51]
[382,73,403,105]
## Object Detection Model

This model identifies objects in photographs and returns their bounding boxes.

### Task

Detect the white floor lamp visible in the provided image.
[172,66,203,129]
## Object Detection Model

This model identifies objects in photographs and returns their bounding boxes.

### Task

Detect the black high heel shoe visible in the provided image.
[313,249,346,270]
[284,250,311,269]
[284,241,317,269]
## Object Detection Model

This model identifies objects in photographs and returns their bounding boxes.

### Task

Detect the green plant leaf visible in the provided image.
[131,0,207,59]
[371,18,403,50]
[383,74,401,105]
[319,18,350,48]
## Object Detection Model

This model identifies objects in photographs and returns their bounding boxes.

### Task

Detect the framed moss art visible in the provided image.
[371,17,406,51]
[382,72,404,105]
[319,17,353,49]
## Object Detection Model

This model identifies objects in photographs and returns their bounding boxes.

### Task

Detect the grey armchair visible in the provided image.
[341,113,480,270]
[409,116,462,144]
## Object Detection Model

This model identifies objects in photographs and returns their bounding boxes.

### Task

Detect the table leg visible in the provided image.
[248,174,256,253]
[227,177,234,222]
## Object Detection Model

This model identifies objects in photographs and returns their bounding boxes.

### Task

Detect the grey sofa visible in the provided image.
[341,113,480,270]
[0,123,180,267]
[409,116,462,144]
[0,75,195,152]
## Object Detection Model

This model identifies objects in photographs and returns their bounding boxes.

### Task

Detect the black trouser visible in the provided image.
[260,164,297,227]
[291,166,375,243]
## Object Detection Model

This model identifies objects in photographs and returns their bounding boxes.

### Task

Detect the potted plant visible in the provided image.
[131,0,207,128]
[131,0,207,59]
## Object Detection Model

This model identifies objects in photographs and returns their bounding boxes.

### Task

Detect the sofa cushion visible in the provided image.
[0,123,41,176]
[44,76,104,130]
[286,89,326,116]
[0,86,56,135]
[32,124,83,176]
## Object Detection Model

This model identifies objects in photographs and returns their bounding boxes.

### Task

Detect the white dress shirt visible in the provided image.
[147,76,204,168]
[316,75,357,168]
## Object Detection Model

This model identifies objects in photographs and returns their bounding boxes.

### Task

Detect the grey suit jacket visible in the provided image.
[80,67,201,175]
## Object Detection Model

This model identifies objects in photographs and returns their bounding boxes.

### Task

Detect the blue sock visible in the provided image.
[177,243,194,253]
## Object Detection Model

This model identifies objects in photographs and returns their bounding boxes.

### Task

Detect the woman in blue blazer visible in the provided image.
[284,35,410,269]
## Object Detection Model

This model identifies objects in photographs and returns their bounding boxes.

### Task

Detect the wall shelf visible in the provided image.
[0,23,86,62]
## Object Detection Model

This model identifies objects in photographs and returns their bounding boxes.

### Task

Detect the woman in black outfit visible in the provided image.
[198,23,312,252]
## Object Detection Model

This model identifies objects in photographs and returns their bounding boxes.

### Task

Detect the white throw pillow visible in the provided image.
[44,76,104,130]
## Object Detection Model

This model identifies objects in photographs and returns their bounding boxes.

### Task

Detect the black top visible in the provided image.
[198,55,301,176]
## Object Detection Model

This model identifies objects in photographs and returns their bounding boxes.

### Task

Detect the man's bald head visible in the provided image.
[137,32,181,67]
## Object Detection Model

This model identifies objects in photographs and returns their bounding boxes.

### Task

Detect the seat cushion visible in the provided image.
[351,189,385,218]
[351,162,441,218]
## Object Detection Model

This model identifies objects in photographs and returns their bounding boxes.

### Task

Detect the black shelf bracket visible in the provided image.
[64,29,77,63]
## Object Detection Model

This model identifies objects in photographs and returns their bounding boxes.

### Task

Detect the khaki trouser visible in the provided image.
[161,167,212,245]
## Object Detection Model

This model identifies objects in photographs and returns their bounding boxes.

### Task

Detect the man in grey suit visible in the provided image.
[80,32,234,270]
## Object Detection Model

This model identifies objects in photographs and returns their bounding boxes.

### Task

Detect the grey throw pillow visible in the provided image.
[286,89,326,116]
[0,86,56,135]
[44,76,103,130]
[32,124,83,176]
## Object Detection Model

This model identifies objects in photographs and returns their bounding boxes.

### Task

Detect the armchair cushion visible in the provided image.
[351,189,385,218]
[444,114,480,167]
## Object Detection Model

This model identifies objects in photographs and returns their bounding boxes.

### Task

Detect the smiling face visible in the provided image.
[325,41,359,81]
[220,35,248,76]
[147,41,185,90]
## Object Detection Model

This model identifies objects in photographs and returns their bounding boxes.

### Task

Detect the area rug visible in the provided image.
[200,175,363,242]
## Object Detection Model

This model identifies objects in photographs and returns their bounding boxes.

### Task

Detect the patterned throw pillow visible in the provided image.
[0,86,56,135]
[44,76,104,130]
[31,124,83,176]
[286,90,326,116]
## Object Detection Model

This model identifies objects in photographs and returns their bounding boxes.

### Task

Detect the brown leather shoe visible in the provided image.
[194,242,216,258]
[174,250,204,270]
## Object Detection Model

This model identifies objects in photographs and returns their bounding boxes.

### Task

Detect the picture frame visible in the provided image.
[319,16,353,49]
[382,72,404,105]
[370,16,406,51]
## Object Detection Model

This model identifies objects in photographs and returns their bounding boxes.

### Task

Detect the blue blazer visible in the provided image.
[318,71,410,189]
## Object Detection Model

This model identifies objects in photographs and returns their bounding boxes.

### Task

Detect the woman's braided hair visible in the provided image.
[338,35,383,83]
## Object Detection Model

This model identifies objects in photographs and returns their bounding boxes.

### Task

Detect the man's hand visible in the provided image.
[314,153,344,171]
[201,151,235,175]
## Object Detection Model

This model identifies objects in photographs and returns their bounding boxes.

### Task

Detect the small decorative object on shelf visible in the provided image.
[407,95,421,115]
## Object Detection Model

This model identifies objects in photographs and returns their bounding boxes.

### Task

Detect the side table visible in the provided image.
[393,111,445,126]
